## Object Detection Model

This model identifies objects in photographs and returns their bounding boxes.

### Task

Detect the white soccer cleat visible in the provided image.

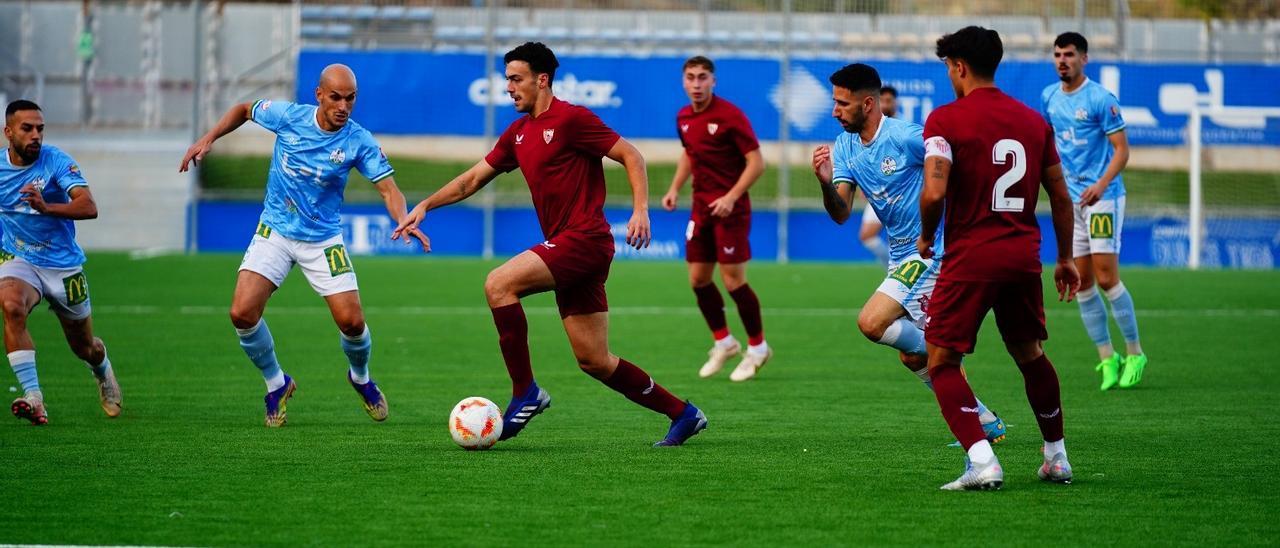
[95,368,122,418]
[698,341,741,378]
[1038,452,1073,484]
[940,457,1004,491]
[729,347,772,382]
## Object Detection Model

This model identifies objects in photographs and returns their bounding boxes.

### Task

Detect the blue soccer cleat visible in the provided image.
[499,381,551,441]
[264,374,296,428]
[654,401,707,447]
[948,415,1007,447]
[348,372,388,422]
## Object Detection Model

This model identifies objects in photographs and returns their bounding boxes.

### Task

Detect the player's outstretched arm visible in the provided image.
[812,145,854,224]
[1079,129,1130,206]
[22,186,97,220]
[917,155,950,260]
[374,176,429,252]
[180,102,253,172]
[1043,163,1080,301]
[606,138,652,250]
[662,151,691,211]
[708,149,764,218]
[390,160,499,247]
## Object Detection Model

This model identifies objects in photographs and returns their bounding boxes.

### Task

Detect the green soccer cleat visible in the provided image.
[1120,354,1147,388]
[1095,355,1121,391]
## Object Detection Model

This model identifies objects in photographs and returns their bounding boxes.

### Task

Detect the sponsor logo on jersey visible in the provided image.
[1074,108,1088,120]
[68,164,79,174]
[540,240,557,249]
[515,134,524,144]
[324,244,353,276]
[1109,105,1120,118]
[880,156,898,176]
[62,271,89,306]
[1089,213,1115,239]
[707,123,719,135]
[543,129,555,144]
[890,259,928,288]
[260,100,272,112]
[680,124,689,133]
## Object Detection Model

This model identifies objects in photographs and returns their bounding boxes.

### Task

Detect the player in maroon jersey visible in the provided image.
[916,27,1080,490]
[661,56,771,382]
[392,43,707,447]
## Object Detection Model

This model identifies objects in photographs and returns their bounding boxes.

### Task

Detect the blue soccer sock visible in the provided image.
[8,350,39,394]
[1104,282,1144,356]
[236,319,285,391]
[878,318,926,356]
[862,236,891,267]
[342,325,372,384]
[1077,286,1115,358]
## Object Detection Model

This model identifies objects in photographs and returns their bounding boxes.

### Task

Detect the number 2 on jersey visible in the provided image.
[991,139,1027,212]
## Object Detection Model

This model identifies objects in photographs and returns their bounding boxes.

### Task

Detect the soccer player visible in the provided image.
[854,86,899,268]
[180,65,427,427]
[392,42,707,447]
[1,100,121,425]
[810,64,1006,445]
[660,55,771,382]
[918,27,1080,490]
[1042,31,1147,390]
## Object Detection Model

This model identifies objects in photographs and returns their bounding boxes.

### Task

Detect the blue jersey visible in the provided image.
[1041,79,1126,202]
[0,145,88,268]
[250,99,394,241]
[831,116,942,263]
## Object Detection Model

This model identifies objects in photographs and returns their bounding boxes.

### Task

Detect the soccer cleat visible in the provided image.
[1038,452,1073,484]
[729,347,772,382]
[348,372,388,422]
[499,381,551,441]
[1119,354,1147,389]
[698,340,741,378]
[1095,354,1122,391]
[264,375,296,428]
[940,456,1004,491]
[654,401,707,447]
[11,391,47,426]
[951,415,1010,447]
[95,368,122,418]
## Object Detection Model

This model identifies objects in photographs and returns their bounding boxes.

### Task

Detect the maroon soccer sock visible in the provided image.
[491,303,534,397]
[1017,353,1065,442]
[929,363,987,450]
[728,284,765,346]
[693,283,730,341]
[602,358,687,420]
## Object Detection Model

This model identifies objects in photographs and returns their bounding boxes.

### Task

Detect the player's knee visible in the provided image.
[1005,339,1043,364]
[484,271,514,304]
[337,316,365,337]
[228,306,261,330]
[856,311,888,342]
[1095,271,1119,290]
[576,355,612,379]
[1,298,29,326]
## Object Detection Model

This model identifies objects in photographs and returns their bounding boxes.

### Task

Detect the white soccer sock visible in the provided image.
[715,334,739,350]
[747,341,769,356]
[1044,439,1067,460]
[967,439,996,464]
[265,370,286,392]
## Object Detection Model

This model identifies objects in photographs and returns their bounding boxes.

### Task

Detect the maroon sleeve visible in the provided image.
[923,107,946,142]
[571,106,621,158]
[729,108,760,155]
[484,122,520,173]
[1041,121,1060,167]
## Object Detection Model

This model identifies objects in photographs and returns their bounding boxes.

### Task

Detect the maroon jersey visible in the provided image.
[677,96,760,216]
[486,97,621,239]
[924,87,1060,282]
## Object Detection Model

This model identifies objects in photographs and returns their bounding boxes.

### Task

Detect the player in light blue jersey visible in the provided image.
[180,65,428,427]
[1,100,121,425]
[1042,32,1147,391]
[810,65,1005,444]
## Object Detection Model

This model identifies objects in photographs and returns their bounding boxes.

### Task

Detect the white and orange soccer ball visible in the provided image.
[448,397,503,450]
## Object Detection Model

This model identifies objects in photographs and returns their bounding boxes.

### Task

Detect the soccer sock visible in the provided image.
[1104,282,1144,356]
[85,347,112,379]
[862,236,891,267]
[602,358,686,420]
[928,363,987,452]
[911,366,933,390]
[341,325,372,384]
[914,365,997,424]
[8,350,39,394]
[491,303,534,397]
[878,318,927,356]
[692,283,731,342]
[728,284,765,347]
[236,319,285,392]
[1044,439,1067,460]
[1076,287,1115,358]
[1016,354,1065,444]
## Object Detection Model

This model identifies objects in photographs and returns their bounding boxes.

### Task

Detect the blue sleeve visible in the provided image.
[355,132,394,184]
[904,122,926,165]
[249,99,293,133]
[831,136,854,185]
[1096,91,1126,135]
[1040,86,1053,125]
[53,150,88,191]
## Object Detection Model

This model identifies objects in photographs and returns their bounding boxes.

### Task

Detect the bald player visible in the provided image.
[181,65,428,427]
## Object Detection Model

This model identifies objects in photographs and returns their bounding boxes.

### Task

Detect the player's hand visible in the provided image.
[1078,182,1105,206]
[661,190,678,212]
[391,203,431,253]
[19,183,46,213]
[708,194,736,218]
[626,210,651,250]
[179,139,214,172]
[917,235,935,260]
[1054,259,1081,302]
[812,145,833,184]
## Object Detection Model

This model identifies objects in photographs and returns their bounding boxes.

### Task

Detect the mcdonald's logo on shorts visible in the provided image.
[62,272,89,306]
[324,244,353,277]
[890,259,928,288]
[1089,213,1115,239]
[0,251,13,265]
[255,222,273,239]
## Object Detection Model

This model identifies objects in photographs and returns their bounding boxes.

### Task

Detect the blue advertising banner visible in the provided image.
[196,201,1278,269]
[297,51,1280,145]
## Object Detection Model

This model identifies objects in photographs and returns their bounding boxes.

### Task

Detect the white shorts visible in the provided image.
[875,252,941,329]
[1073,196,1125,258]
[0,255,92,320]
[239,224,358,296]
[860,202,881,229]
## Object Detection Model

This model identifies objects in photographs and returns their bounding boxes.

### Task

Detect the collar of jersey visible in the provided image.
[2,148,35,170]
[1059,77,1092,97]
[860,115,887,147]
[311,105,340,135]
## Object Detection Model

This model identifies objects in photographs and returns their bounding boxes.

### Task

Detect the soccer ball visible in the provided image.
[448,397,503,450]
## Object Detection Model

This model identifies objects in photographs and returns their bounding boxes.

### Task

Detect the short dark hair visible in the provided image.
[935,26,1004,79]
[879,85,897,97]
[828,63,882,94]
[1054,32,1089,54]
[5,99,41,119]
[504,42,559,83]
[683,55,715,73]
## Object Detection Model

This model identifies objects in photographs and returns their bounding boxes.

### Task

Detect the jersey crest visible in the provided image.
[880,156,898,176]
[707,123,719,135]
[329,148,345,165]
[543,129,555,144]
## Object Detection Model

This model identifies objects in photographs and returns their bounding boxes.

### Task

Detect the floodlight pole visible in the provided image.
[481,0,498,260]
[1188,104,1202,270]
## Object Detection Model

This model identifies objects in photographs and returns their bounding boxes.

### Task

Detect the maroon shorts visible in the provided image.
[924,275,1047,355]
[530,230,615,319]
[685,212,752,264]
